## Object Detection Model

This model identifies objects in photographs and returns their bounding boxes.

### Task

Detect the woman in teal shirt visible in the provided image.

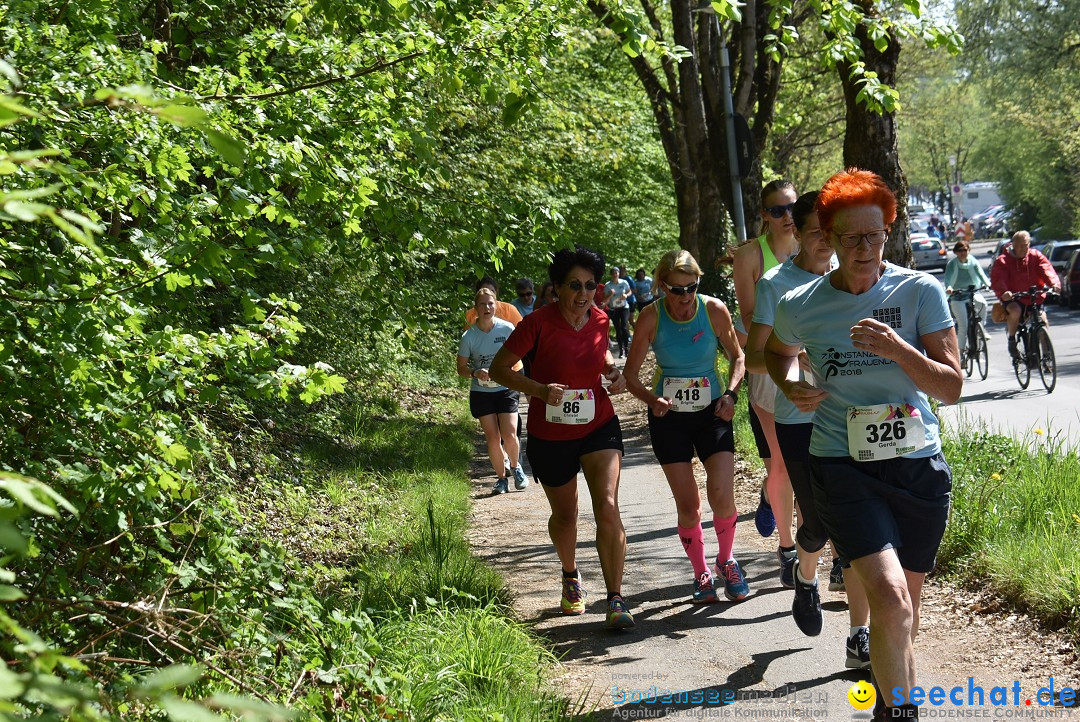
[942,240,992,357]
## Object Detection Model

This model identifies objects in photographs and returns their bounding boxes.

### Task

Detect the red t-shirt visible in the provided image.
[502,303,616,441]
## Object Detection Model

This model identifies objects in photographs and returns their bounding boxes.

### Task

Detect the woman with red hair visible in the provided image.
[764,169,962,721]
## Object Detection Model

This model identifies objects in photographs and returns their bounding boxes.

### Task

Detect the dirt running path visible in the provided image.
[467,354,1078,720]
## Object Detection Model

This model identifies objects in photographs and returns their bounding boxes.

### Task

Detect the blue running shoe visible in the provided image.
[755,489,775,537]
[692,571,719,604]
[491,477,509,495]
[778,546,797,589]
[511,465,529,490]
[714,558,749,601]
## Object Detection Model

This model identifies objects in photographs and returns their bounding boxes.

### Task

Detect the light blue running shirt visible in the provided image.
[651,295,723,397]
[752,258,836,425]
[458,318,516,393]
[771,263,954,458]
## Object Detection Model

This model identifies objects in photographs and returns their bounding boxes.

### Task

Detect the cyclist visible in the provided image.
[943,241,992,358]
[989,231,1059,359]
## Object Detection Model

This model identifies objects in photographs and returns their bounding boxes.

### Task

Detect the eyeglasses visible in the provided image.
[955,249,969,254]
[833,229,888,248]
[518,291,534,298]
[566,280,598,292]
[764,203,796,219]
[665,281,699,296]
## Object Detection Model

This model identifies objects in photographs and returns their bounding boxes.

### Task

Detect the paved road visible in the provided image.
[929,240,1080,451]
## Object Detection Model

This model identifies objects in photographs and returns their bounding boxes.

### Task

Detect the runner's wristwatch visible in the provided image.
[723,389,738,402]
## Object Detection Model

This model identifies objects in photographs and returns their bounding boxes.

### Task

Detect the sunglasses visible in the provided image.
[764,203,796,219]
[666,281,699,296]
[518,291,534,298]
[566,280,598,292]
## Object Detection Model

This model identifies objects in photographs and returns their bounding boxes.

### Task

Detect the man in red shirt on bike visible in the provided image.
[990,230,1060,358]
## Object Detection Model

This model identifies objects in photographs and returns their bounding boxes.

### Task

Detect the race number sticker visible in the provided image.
[663,376,712,412]
[475,377,500,389]
[846,403,926,461]
[546,389,596,425]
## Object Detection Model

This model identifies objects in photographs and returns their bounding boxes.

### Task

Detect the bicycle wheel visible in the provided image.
[1037,326,1056,393]
[974,325,989,380]
[963,345,973,377]
[1014,331,1030,389]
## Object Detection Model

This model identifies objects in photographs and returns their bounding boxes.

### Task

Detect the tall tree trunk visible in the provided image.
[589,0,788,296]
[837,3,910,266]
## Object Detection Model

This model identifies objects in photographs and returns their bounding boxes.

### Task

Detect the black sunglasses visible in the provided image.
[764,203,795,219]
[666,281,699,296]
[518,291,534,298]
[566,280,598,292]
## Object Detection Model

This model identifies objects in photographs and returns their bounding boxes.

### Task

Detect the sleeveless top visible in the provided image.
[651,295,722,396]
[758,235,781,275]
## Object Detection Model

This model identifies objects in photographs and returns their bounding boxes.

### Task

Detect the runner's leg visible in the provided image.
[580,448,626,595]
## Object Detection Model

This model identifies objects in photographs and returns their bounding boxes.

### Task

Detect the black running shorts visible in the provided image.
[648,398,736,465]
[525,415,624,488]
[747,398,771,459]
[808,453,952,573]
[775,422,828,554]
[469,388,520,419]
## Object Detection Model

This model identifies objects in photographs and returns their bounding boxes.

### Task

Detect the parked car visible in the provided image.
[911,235,949,271]
[1040,239,1080,274]
[1060,249,1080,309]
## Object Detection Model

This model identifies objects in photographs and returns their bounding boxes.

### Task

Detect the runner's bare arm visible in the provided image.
[745,320,771,374]
[732,242,761,335]
[490,346,565,405]
[849,320,962,404]
[708,298,745,395]
[765,330,828,411]
[622,303,668,413]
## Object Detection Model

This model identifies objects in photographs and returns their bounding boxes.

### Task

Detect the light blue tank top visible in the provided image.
[651,295,723,396]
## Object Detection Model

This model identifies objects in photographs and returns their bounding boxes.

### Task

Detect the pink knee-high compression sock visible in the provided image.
[714,512,738,564]
[678,523,709,577]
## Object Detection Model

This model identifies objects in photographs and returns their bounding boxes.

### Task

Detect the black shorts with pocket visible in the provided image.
[525,415,623,488]
[808,452,952,573]
[469,388,520,419]
[648,398,735,465]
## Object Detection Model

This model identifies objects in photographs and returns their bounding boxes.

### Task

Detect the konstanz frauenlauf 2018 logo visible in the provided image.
[820,348,894,381]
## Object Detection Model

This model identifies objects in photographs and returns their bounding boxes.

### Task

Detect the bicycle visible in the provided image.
[952,285,989,381]
[1006,285,1058,393]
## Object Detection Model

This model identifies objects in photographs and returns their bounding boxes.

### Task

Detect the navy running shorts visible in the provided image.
[469,388,520,419]
[808,453,952,573]
[525,415,624,488]
[647,398,736,465]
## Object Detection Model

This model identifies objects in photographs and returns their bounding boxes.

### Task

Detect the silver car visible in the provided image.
[910,234,949,271]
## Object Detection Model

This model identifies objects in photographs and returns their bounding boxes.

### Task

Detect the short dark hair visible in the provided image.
[793,191,820,232]
[475,275,498,294]
[515,277,534,291]
[549,245,605,287]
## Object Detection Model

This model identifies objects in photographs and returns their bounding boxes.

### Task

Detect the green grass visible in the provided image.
[247,386,569,719]
[939,418,1080,632]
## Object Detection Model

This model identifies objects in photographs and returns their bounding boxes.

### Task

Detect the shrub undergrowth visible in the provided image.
[939,417,1080,633]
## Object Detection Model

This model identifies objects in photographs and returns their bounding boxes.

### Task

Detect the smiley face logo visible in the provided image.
[848,680,876,711]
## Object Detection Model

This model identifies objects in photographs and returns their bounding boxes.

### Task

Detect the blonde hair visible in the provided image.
[653,249,702,295]
[474,287,497,306]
